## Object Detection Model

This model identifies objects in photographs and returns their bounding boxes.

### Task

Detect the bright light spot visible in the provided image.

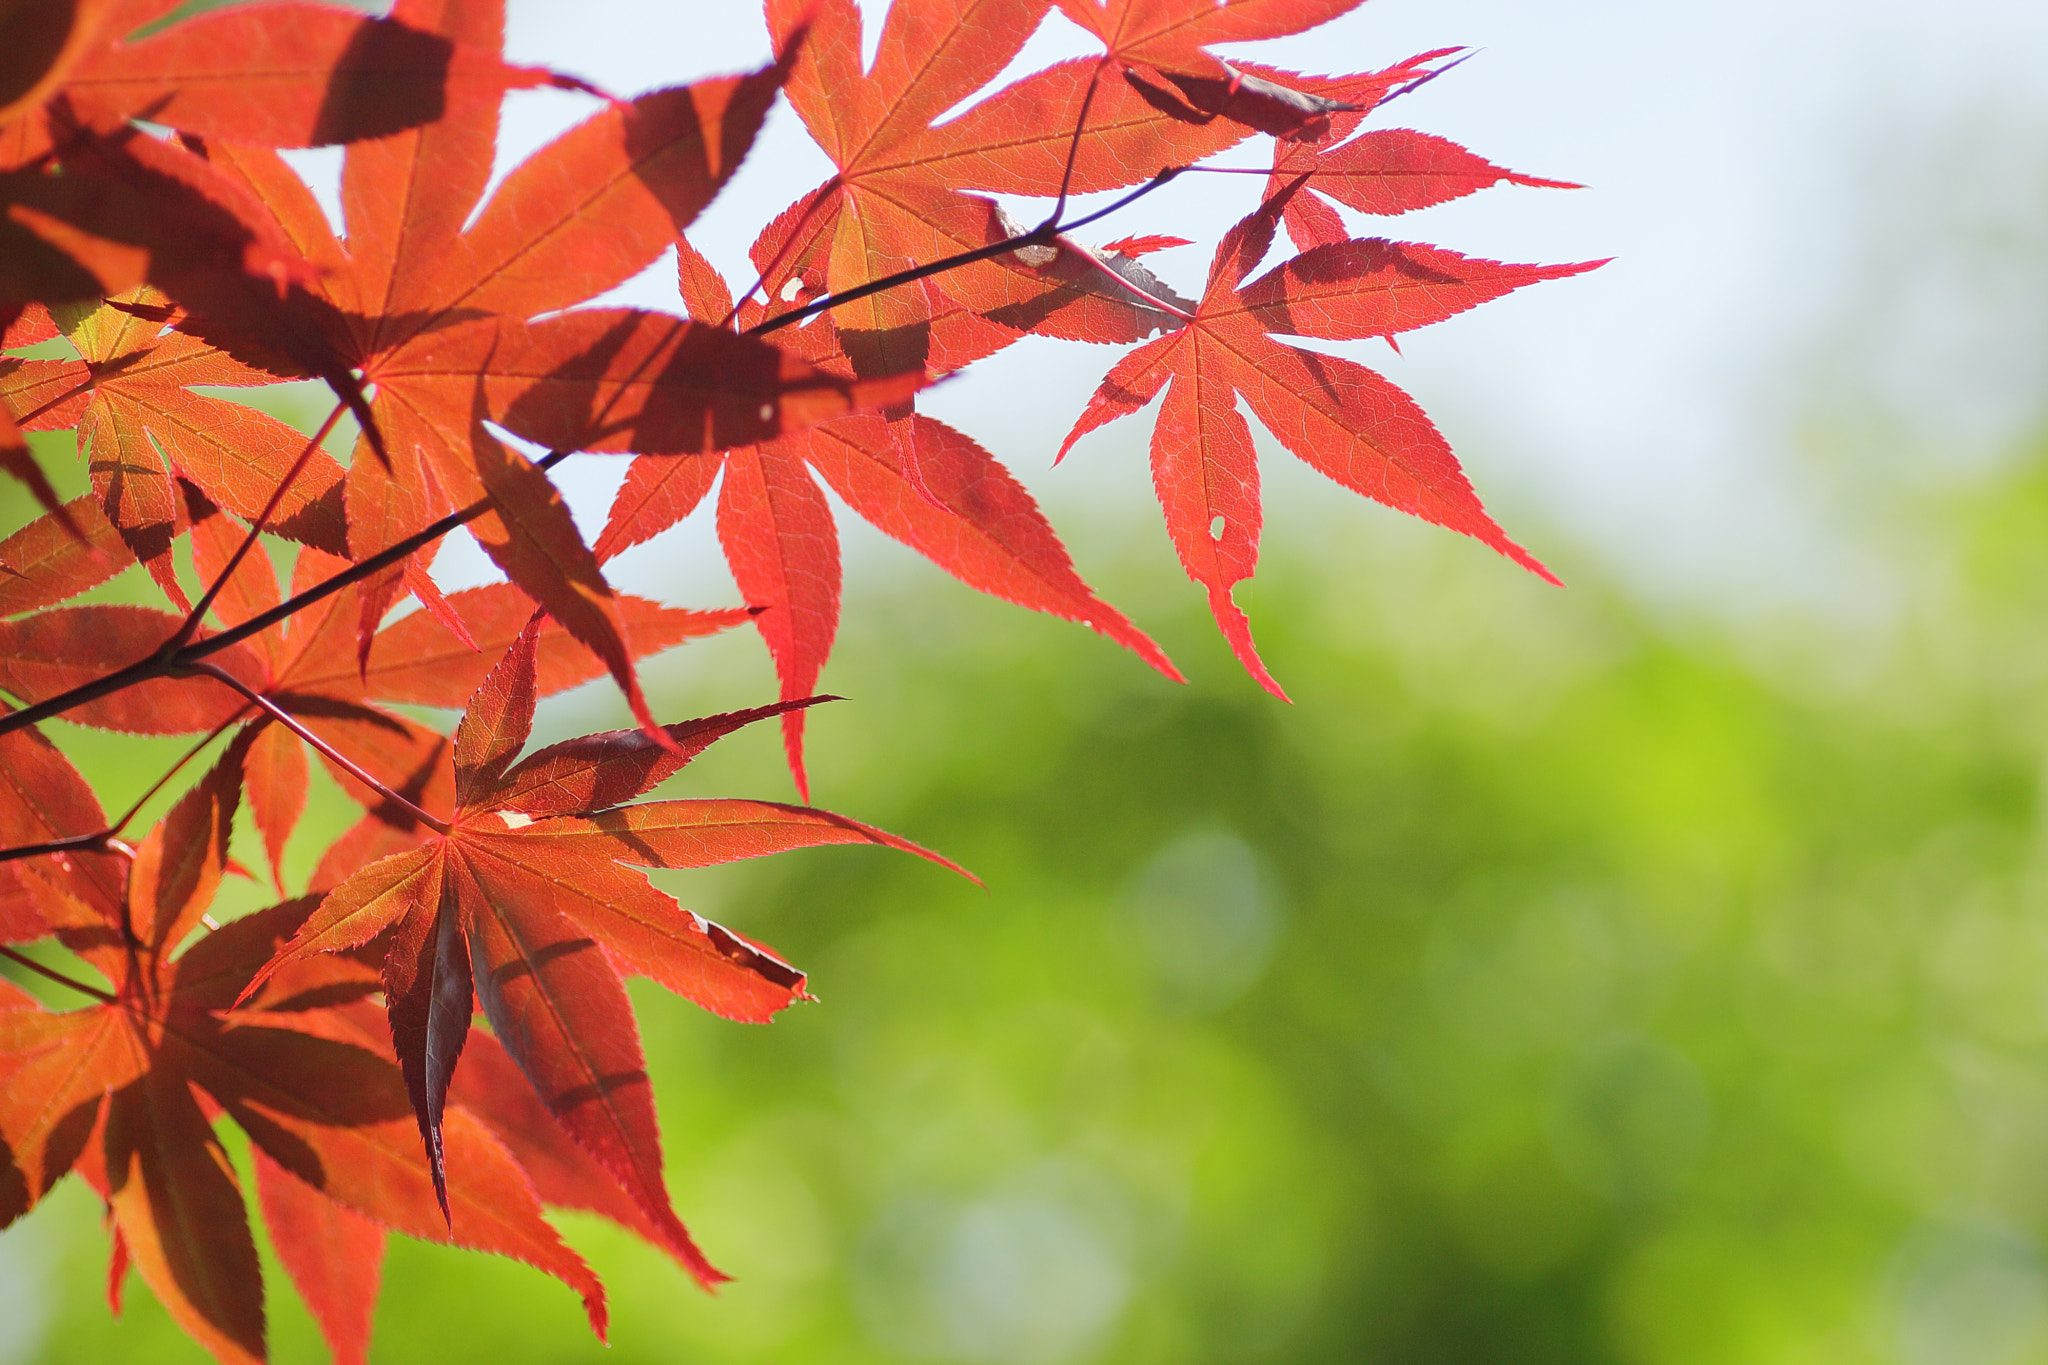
[1894,1224,2048,1365]
[1123,828,1280,1011]
[853,1172,1131,1364]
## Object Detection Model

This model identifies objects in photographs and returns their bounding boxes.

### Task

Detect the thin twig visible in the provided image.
[0,945,116,1004]
[747,166,1186,337]
[0,710,248,867]
[1040,58,1109,232]
[0,830,112,866]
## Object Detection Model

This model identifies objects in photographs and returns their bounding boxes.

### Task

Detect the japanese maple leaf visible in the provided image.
[0,495,134,622]
[0,0,583,465]
[0,127,335,516]
[584,241,1178,796]
[0,754,612,1365]
[0,703,125,947]
[1252,60,1581,252]
[1059,183,1603,696]
[199,530,749,891]
[0,0,579,162]
[248,620,952,1268]
[178,0,920,744]
[0,289,347,603]
[1046,0,1365,134]
[748,0,1240,374]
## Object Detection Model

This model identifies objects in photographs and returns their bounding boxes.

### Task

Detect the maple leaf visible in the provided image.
[0,703,124,947]
[0,288,347,604]
[0,496,134,618]
[1058,184,1604,696]
[1045,0,1365,134]
[0,127,338,517]
[189,0,917,743]
[0,0,582,160]
[1251,58,1581,251]
[590,241,1178,797]
[0,0,585,457]
[0,753,614,1365]
[747,0,1245,373]
[247,621,956,1272]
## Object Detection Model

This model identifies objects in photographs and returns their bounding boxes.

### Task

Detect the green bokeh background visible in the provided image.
[8,385,2048,1365]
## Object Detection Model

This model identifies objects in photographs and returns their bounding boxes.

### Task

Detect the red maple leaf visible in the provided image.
[584,242,1178,795]
[1253,59,1581,251]
[0,0,591,505]
[744,0,1278,376]
[0,754,620,1365]
[245,621,957,1277]
[0,289,347,602]
[1059,183,1603,695]
[0,521,743,889]
[0,0,579,160]
[180,0,919,741]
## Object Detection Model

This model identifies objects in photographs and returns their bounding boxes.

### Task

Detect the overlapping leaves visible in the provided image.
[0,0,1598,1360]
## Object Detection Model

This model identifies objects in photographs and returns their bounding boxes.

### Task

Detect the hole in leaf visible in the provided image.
[1210,515,1226,540]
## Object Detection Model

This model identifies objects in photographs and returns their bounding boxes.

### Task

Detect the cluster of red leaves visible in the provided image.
[0,0,1596,1361]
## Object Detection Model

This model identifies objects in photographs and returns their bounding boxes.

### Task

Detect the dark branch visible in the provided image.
[0,449,570,741]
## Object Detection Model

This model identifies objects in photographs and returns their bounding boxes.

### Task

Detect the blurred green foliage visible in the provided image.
[9,418,2048,1365]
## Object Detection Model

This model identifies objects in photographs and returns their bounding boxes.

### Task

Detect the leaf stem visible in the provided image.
[171,400,346,651]
[185,662,451,836]
[0,945,116,1004]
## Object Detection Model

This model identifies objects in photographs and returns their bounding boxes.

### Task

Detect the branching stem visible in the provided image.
[0,449,572,742]
[0,119,1190,739]
[0,710,249,867]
